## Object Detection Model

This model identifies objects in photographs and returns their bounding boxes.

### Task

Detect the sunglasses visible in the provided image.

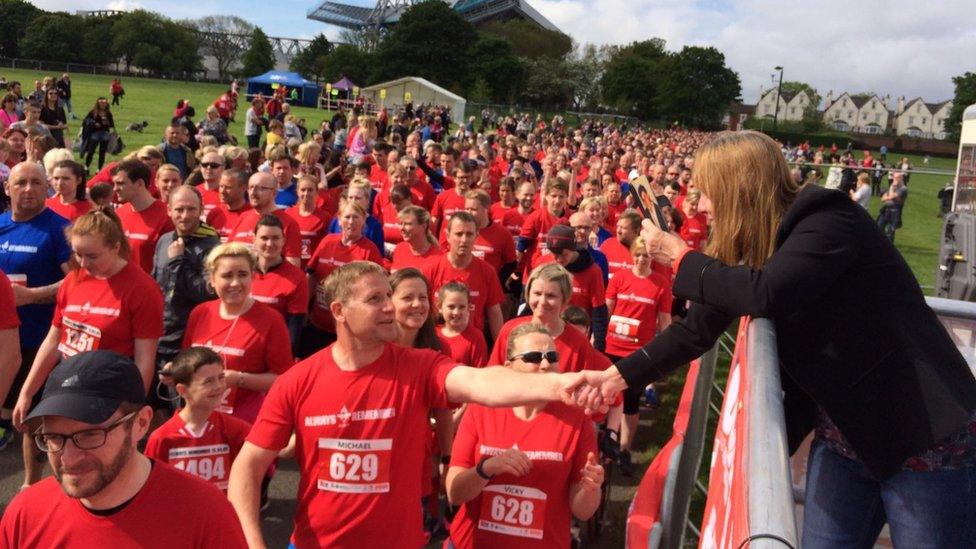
[509,351,558,364]
[200,162,223,169]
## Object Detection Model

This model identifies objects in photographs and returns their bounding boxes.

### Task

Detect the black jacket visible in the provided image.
[616,185,976,479]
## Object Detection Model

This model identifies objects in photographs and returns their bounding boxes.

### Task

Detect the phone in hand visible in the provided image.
[627,176,670,230]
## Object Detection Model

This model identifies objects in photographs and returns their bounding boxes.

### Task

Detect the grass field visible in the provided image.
[2,67,962,547]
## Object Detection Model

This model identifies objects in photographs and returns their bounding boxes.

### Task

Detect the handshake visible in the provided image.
[558,366,629,415]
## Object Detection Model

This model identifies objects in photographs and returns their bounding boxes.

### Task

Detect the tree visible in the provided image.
[0,0,42,58]
[241,28,275,77]
[191,15,253,80]
[600,39,667,118]
[319,44,372,84]
[480,19,572,59]
[467,34,523,103]
[112,10,168,72]
[19,12,85,62]
[81,13,121,66]
[569,43,610,110]
[520,57,577,109]
[946,72,976,143]
[372,1,476,91]
[780,81,821,110]
[655,46,741,128]
[339,27,382,54]
[290,34,333,81]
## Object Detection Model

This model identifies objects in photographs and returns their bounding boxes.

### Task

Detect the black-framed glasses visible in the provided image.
[34,411,138,453]
[509,351,558,364]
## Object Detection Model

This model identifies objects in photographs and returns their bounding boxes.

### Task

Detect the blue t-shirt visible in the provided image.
[274,179,298,208]
[162,144,188,178]
[0,209,71,348]
[327,215,386,257]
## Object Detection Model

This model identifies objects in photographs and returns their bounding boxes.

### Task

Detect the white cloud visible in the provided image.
[105,0,144,10]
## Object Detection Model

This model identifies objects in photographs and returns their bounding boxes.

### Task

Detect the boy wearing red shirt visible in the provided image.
[422,212,504,339]
[112,160,174,273]
[226,261,602,549]
[147,347,251,492]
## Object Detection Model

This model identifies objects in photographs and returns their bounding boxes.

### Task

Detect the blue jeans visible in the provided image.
[803,437,976,549]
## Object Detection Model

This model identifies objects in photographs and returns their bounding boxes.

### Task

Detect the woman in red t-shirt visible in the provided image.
[446,323,604,549]
[46,160,92,221]
[183,242,292,424]
[390,205,442,272]
[14,207,164,426]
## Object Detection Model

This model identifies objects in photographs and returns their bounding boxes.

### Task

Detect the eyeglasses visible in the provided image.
[509,351,559,364]
[200,162,224,169]
[34,411,138,453]
[248,186,276,193]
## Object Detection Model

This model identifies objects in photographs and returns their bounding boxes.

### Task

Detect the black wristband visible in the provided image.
[440,455,451,465]
[475,456,493,480]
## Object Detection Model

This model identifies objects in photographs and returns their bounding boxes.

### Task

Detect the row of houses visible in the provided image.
[728,88,953,140]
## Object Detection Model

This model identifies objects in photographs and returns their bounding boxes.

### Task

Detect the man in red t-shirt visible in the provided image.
[430,163,473,240]
[422,212,504,339]
[196,151,226,218]
[227,261,602,549]
[229,172,302,266]
[460,190,518,278]
[517,179,570,276]
[2,351,247,547]
[207,169,252,242]
[112,159,174,273]
[599,209,641,279]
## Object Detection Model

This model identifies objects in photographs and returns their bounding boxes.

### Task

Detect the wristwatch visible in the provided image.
[475,456,493,480]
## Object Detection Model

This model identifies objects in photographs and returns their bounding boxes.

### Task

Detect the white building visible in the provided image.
[893,97,953,139]
[755,88,812,122]
[822,92,889,134]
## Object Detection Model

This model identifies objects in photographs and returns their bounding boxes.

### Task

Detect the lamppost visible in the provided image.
[772,65,784,130]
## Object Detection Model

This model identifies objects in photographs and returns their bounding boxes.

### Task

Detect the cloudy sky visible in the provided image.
[33,0,976,105]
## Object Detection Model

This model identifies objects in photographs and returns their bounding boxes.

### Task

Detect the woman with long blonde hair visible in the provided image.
[585,130,976,547]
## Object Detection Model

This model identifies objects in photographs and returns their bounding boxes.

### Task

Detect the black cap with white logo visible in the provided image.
[25,350,146,424]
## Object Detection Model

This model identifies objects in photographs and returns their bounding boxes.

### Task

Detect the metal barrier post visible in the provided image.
[745,319,798,548]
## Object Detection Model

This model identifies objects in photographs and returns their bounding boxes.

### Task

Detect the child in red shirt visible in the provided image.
[147,347,251,492]
[435,281,487,368]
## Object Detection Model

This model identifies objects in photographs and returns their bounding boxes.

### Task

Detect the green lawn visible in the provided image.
[3,67,961,547]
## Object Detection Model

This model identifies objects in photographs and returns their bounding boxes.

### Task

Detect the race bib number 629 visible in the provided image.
[318,438,392,494]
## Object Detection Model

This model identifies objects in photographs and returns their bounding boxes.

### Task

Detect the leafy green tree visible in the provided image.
[320,44,372,85]
[290,34,333,81]
[520,56,577,108]
[0,0,42,58]
[655,46,741,129]
[467,34,523,103]
[18,12,85,62]
[569,43,610,110]
[112,10,167,72]
[81,13,121,65]
[945,72,976,143]
[372,1,476,91]
[480,19,572,59]
[161,20,201,74]
[780,81,821,109]
[241,28,276,77]
[600,39,667,118]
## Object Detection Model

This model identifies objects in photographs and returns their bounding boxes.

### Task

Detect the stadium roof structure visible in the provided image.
[307,0,560,33]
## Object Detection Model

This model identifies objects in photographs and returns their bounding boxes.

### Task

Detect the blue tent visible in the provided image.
[245,71,321,108]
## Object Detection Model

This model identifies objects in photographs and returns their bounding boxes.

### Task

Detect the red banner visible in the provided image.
[699,319,751,549]
[625,358,701,548]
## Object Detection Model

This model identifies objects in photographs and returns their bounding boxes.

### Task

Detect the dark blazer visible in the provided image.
[616,184,976,480]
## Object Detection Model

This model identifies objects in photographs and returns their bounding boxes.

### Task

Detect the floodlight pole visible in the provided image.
[772,65,784,131]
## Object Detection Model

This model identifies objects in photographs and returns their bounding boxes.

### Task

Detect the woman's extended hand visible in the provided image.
[641,218,688,264]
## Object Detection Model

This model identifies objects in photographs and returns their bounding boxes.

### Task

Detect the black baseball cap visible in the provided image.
[26,351,146,424]
[546,224,578,254]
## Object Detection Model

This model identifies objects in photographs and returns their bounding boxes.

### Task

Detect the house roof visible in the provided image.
[925,100,952,113]
[902,97,926,113]
[850,94,877,109]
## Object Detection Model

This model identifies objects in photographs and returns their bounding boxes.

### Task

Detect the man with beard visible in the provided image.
[0,350,247,547]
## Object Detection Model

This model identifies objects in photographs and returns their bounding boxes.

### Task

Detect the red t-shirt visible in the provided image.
[500,208,528,241]
[473,222,518,272]
[605,269,672,357]
[599,237,633,280]
[368,164,389,192]
[0,460,247,547]
[252,260,310,318]
[422,255,503,334]
[389,241,442,273]
[379,202,403,245]
[519,209,568,273]
[229,209,303,260]
[488,317,610,374]
[537,256,606,312]
[207,203,253,242]
[144,410,252,492]
[489,202,514,225]
[605,202,626,229]
[196,183,222,218]
[245,344,458,549]
[307,234,383,332]
[44,197,91,222]
[679,212,709,251]
[0,270,20,330]
[448,402,596,549]
[116,200,174,274]
[183,300,293,422]
[431,189,466,239]
[284,206,331,268]
[53,262,164,358]
[436,325,488,367]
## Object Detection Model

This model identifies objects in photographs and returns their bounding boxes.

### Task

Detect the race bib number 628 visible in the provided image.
[478,484,547,539]
[318,438,392,494]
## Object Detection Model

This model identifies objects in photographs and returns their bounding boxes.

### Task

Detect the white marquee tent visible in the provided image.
[361,76,466,120]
